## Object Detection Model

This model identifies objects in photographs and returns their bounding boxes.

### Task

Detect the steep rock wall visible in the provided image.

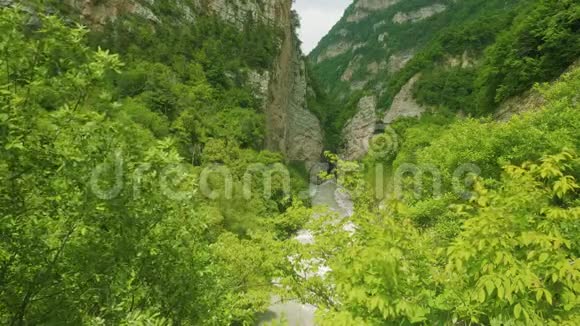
[265,4,323,166]
[64,0,162,26]
[198,0,288,28]
[383,74,426,124]
[64,0,288,27]
[284,57,324,165]
[347,0,401,23]
[56,0,323,164]
[340,96,377,161]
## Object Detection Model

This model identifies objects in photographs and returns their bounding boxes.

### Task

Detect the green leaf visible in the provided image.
[478,288,486,303]
[485,280,495,295]
[497,285,505,300]
[5,140,24,150]
[514,304,522,319]
[544,290,553,305]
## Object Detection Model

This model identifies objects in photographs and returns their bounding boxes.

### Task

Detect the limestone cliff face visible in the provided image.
[311,0,456,160]
[338,74,427,160]
[202,0,288,28]
[282,56,324,166]
[60,0,323,164]
[392,3,447,24]
[339,75,427,161]
[64,0,288,27]
[346,0,401,23]
[383,74,426,124]
[311,0,451,98]
[340,96,377,161]
[265,7,324,166]
[64,0,162,26]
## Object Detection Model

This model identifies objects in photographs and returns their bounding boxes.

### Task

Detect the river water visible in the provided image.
[258,181,353,325]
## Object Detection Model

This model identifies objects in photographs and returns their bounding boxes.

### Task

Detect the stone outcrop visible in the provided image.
[63,0,323,165]
[494,90,545,122]
[341,55,361,81]
[347,0,401,23]
[495,59,579,121]
[383,74,426,124]
[264,1,324,166]
[446,50,477,68]
[337,29,349,37]
[393,3,447,24]
[367,61,381,75]
[247,70,271,105]
[284,56,324,165]
[199,0,288,28]
[64,0,160,26]
[340,57,383,90]
[341,96,377,161]
[388,51,415,73]
[378,32,389,43]
[316,41,353,63]
[65,0,289,27]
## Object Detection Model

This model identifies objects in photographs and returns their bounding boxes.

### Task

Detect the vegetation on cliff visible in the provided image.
[285,65,580,325]
[0,0,579,325]
[309,0,580,149]
[285,0,580,324]
[0,4,303,324]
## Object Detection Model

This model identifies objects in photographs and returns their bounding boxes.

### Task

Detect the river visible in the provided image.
[258,181,353,325]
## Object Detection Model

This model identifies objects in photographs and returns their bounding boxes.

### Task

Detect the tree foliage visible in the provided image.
[282,64,580,325]
[1,1,579,325]
[0,7,292,324]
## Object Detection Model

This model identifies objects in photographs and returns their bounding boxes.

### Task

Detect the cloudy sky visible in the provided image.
[294,0,352,54]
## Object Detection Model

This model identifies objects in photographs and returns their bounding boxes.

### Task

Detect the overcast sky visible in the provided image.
[294,0,352,54]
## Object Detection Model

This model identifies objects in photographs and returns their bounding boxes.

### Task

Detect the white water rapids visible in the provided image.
[258,181,353,325]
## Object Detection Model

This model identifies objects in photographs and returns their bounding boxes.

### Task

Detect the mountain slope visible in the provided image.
[309,0,579,158]
[39,0,324,165]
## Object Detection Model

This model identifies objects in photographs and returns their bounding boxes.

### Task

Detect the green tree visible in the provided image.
[0,8,284,324]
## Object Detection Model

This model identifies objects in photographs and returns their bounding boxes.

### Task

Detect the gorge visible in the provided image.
[0,0,578,325]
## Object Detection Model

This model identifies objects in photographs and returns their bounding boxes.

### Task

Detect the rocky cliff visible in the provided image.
[340,96,377,161]
[383,74,426,124]
[40,0,323,165]
[309,0,549,160]
[310,0,457,159]
[62,0,288,27]
[310,0,454,98]
[262,3,323,167]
